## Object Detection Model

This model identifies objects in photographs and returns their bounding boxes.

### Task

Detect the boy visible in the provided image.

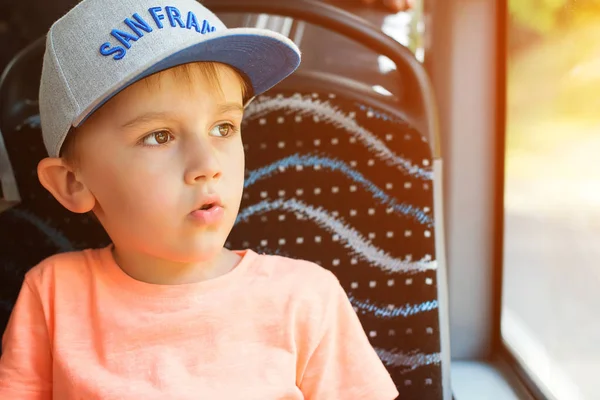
[0,0,399,398]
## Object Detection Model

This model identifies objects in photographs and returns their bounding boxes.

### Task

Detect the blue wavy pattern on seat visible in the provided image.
[231,91,443,392]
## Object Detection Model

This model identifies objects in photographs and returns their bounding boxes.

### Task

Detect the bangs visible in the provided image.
[143,62,253,105]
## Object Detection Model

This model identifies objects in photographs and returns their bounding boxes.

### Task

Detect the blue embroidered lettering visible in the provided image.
[148,7,165,29]
[200,20,210,34]
[124,13,153,37]
[100,43,126,60]
[102,7,219,61]
[111,29,139,49]
[165,6,185,28]
[186,11,200,32]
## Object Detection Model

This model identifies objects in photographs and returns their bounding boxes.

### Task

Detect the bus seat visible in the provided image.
[0,2,451,398]
[231,69,447,400]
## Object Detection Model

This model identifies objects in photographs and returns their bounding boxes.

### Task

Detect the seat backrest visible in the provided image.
[0,5,450,400]
[228,69,445,399]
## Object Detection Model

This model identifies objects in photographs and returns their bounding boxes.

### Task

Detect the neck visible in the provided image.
[111,246,241,285]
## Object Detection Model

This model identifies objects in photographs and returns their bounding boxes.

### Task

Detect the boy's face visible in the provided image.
[71,63,245,262]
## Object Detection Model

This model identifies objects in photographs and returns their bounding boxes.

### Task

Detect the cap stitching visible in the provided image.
[49,29,80,115]
[48,28,81,157]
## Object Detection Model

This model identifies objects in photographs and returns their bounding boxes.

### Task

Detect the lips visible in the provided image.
[199,202,217,211]
[193,194,222,211]
[189,195,224,225]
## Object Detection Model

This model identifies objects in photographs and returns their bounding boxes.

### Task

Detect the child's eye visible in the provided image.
[210,123,238,138]
[141,130,174,146]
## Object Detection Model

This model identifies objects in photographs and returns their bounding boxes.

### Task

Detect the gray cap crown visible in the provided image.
[40,0,301,157]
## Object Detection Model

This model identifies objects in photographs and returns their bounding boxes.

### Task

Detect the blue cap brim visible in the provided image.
[78,31,301,126]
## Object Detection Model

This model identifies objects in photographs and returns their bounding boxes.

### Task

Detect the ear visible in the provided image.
[37,157,96,214]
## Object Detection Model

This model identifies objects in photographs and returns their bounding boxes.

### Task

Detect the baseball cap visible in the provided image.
[39,0,302,157]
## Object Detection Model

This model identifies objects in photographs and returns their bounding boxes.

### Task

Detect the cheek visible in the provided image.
[84,157,179,216]
[226,143,245,188]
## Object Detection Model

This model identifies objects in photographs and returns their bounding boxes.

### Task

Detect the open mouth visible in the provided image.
[199,203,216,211]
[192,194,222,216]
[190,196,224,224]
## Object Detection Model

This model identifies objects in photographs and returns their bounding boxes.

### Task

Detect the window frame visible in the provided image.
[426,0,552,397]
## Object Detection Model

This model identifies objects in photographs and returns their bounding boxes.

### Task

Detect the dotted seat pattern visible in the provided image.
[0,88,442,399]
[231,88,443,398]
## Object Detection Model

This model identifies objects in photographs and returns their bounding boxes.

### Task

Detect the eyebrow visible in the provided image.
[121,111,172,129]
[217,102,244,114]
[120,103,244,129]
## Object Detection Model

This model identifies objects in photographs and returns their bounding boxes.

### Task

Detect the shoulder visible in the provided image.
[24,247,105,290]
[247,252,346,327]
[250,251,342,296]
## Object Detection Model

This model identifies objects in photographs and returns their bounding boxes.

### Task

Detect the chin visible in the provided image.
[118,224,233,263]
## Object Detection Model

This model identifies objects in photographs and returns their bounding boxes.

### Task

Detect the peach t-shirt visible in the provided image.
[0,247,398,399]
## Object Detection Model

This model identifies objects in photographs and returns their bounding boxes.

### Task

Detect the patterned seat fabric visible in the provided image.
[0,43,444,400]
[231,86,442,399]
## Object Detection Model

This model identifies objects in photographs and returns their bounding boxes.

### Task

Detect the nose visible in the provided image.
[183,136,222,184]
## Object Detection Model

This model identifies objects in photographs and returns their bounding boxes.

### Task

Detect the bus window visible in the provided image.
[502,1,600,399]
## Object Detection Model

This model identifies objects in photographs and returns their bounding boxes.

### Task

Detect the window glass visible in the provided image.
[502,1,600,399]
